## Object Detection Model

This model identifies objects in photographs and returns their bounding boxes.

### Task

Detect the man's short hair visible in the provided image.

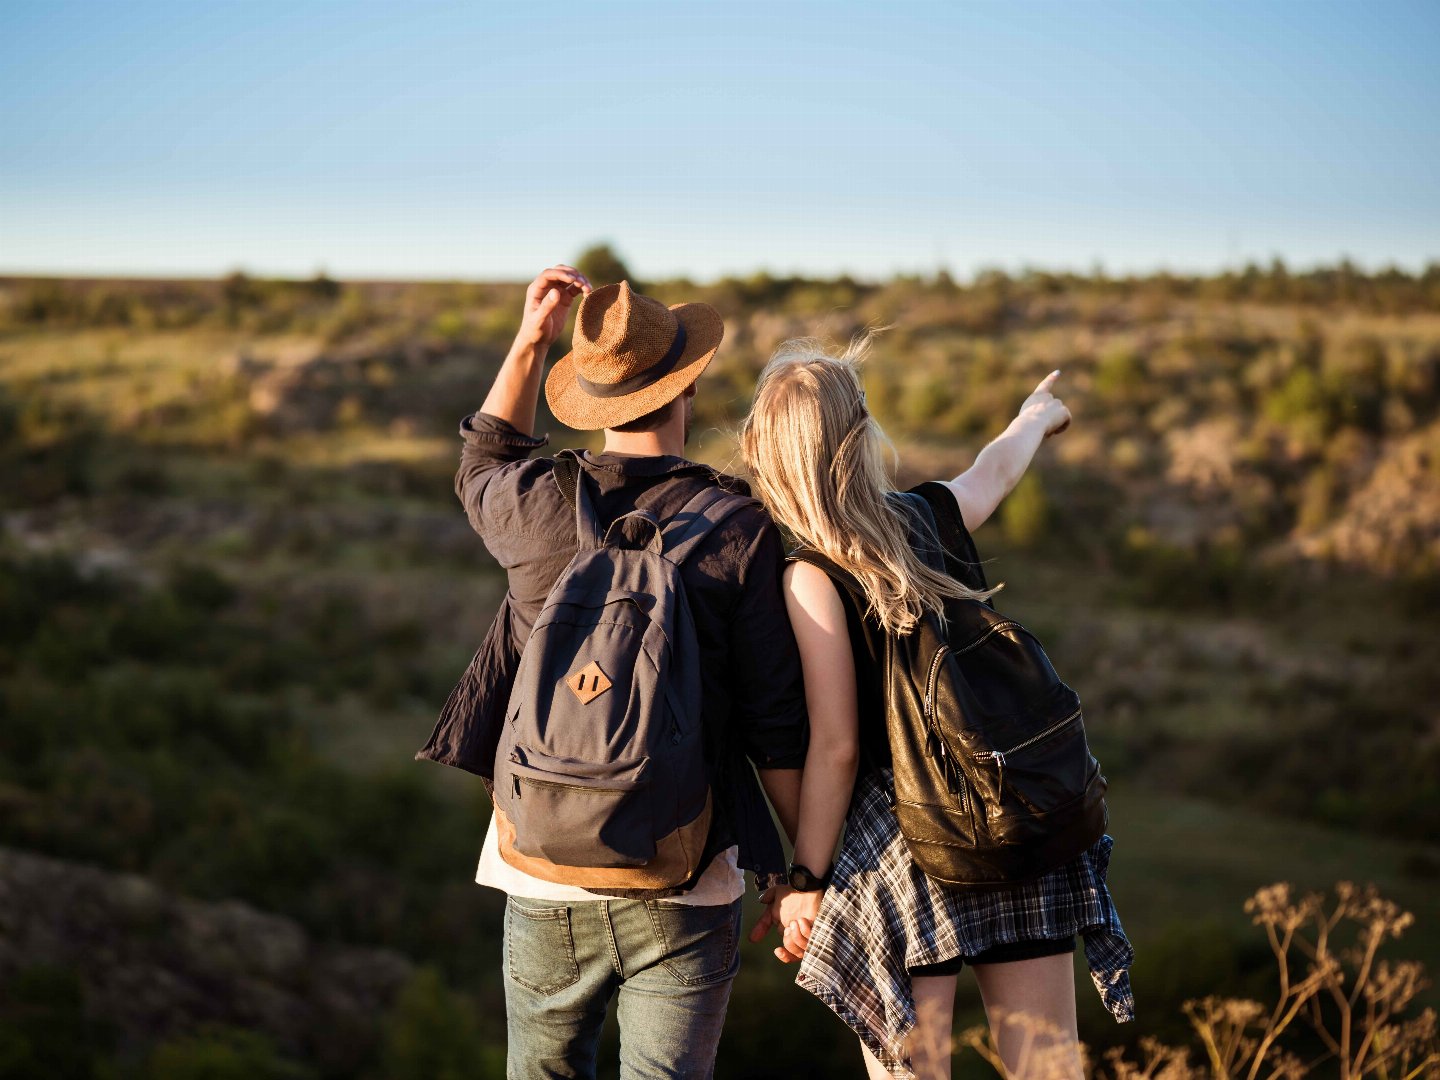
[609,396,677,434]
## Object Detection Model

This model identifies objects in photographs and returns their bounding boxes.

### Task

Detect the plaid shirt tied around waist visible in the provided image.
[796,768,1134,1078]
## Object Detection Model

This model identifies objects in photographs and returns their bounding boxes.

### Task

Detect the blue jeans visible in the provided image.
[502,894,742,1080]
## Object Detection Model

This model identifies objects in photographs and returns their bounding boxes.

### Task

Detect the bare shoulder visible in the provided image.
[782,560,854,674]
[783,560,845,618]
[783,558,833,589]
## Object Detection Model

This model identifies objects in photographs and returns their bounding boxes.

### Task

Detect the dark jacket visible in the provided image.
[416,412,809,887]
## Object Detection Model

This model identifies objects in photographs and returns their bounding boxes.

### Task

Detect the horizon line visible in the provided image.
[2,254,1437,288]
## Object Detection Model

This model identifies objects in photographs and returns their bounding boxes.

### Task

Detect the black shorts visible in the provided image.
[907,935,1076,978]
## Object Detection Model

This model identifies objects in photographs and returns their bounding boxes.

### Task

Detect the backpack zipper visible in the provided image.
[922,645,964,803]
[951,619,1024,656]
[513,775,626,798]
[922,645,949,724]
[972,707,1083,792]
[922,621,1019,799]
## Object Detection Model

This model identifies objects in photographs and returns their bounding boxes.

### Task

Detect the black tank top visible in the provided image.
[798,482,991,773]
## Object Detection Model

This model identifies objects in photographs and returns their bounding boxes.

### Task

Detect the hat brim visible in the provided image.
[545,301,724,431]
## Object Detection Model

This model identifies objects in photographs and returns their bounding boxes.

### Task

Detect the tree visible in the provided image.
[221,271,260,327]
[575,244,636,288]
[307,271,340,301]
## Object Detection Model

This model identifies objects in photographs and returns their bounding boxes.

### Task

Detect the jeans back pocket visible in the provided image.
[645,900,741,987]
[505,897,582,996]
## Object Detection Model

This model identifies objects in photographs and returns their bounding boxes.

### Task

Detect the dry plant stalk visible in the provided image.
[957,1009,1088,1080]
[958,883,1438,1080]
[958,1022,1011,1077]
[1241,881,1437,1080]
[1101,1037,1205,1080]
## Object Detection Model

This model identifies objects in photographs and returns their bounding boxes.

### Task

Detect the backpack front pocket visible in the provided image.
[506,751,654,868]
[971,708,1096,840]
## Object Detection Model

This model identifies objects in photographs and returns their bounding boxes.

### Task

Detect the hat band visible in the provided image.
[576,324,688,399]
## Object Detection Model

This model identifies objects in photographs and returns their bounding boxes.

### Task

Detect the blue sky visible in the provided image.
[1,1,1437,281]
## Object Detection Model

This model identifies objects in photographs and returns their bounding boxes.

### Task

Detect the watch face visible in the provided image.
[788,867,807,890]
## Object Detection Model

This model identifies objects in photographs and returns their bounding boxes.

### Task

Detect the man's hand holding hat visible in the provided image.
[482,264,591,435]
[519,265,593,350]
[485,265,723,437]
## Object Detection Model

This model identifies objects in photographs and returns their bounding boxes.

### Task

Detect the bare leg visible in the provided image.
[860,974,957,1080]
[971,954,1082,1080]
[860,1040,892,1080]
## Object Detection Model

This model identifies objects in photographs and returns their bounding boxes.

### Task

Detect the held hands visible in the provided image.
[1018,370,1072,438]
[749,885,824,964]
[518,265,592,350]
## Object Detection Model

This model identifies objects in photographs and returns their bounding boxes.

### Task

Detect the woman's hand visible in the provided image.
[748,886,824,963]
[517,264,592,349]
[774,888,825,963]
[1017,370,1071,438]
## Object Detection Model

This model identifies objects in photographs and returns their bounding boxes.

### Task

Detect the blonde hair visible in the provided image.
[739,335,1000,636]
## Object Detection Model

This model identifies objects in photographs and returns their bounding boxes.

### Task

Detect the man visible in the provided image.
[416,265,808,1079]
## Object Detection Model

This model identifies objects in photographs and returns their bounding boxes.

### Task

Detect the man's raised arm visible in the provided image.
[481,264,592,436]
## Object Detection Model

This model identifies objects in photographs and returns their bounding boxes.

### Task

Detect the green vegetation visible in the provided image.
[574,243,638,290]
[0,263,1436,1076]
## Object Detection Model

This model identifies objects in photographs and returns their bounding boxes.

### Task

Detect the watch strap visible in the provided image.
[788,862,832,891]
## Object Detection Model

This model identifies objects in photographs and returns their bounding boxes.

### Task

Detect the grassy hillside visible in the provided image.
[1,264,1436,1077]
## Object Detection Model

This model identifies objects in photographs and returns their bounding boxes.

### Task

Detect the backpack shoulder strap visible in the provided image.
[552,449,582,508]
[552,449,604,550]
[660,483,756,566]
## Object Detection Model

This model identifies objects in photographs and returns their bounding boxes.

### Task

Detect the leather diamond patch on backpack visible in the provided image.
[566,661,612,705]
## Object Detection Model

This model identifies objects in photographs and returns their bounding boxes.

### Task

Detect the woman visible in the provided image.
[740,337,1133,1079]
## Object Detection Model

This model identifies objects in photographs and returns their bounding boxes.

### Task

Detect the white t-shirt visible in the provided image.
[474,816,745,906]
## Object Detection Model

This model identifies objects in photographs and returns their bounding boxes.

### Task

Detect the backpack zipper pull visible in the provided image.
[927,724,960,793]
[991,751,1005,794]
[932,733,953,793]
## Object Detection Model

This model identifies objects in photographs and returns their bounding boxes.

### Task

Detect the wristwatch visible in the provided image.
[787,862,832,892]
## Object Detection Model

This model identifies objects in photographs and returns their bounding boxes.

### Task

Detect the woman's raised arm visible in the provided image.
[944,370,1072,532]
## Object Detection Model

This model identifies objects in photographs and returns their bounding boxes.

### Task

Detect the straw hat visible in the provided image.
[545,281,724,431]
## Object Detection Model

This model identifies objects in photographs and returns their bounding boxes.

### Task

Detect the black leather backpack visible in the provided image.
[795,484,1108,888]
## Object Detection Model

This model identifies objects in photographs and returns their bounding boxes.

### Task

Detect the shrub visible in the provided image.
[1001,472,1051,548]
[1095,347,1147,400]
[376,969,503,1080]
[1263,367,1333,448]
[0,966,116,1080]
[148,1027,313,1080]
